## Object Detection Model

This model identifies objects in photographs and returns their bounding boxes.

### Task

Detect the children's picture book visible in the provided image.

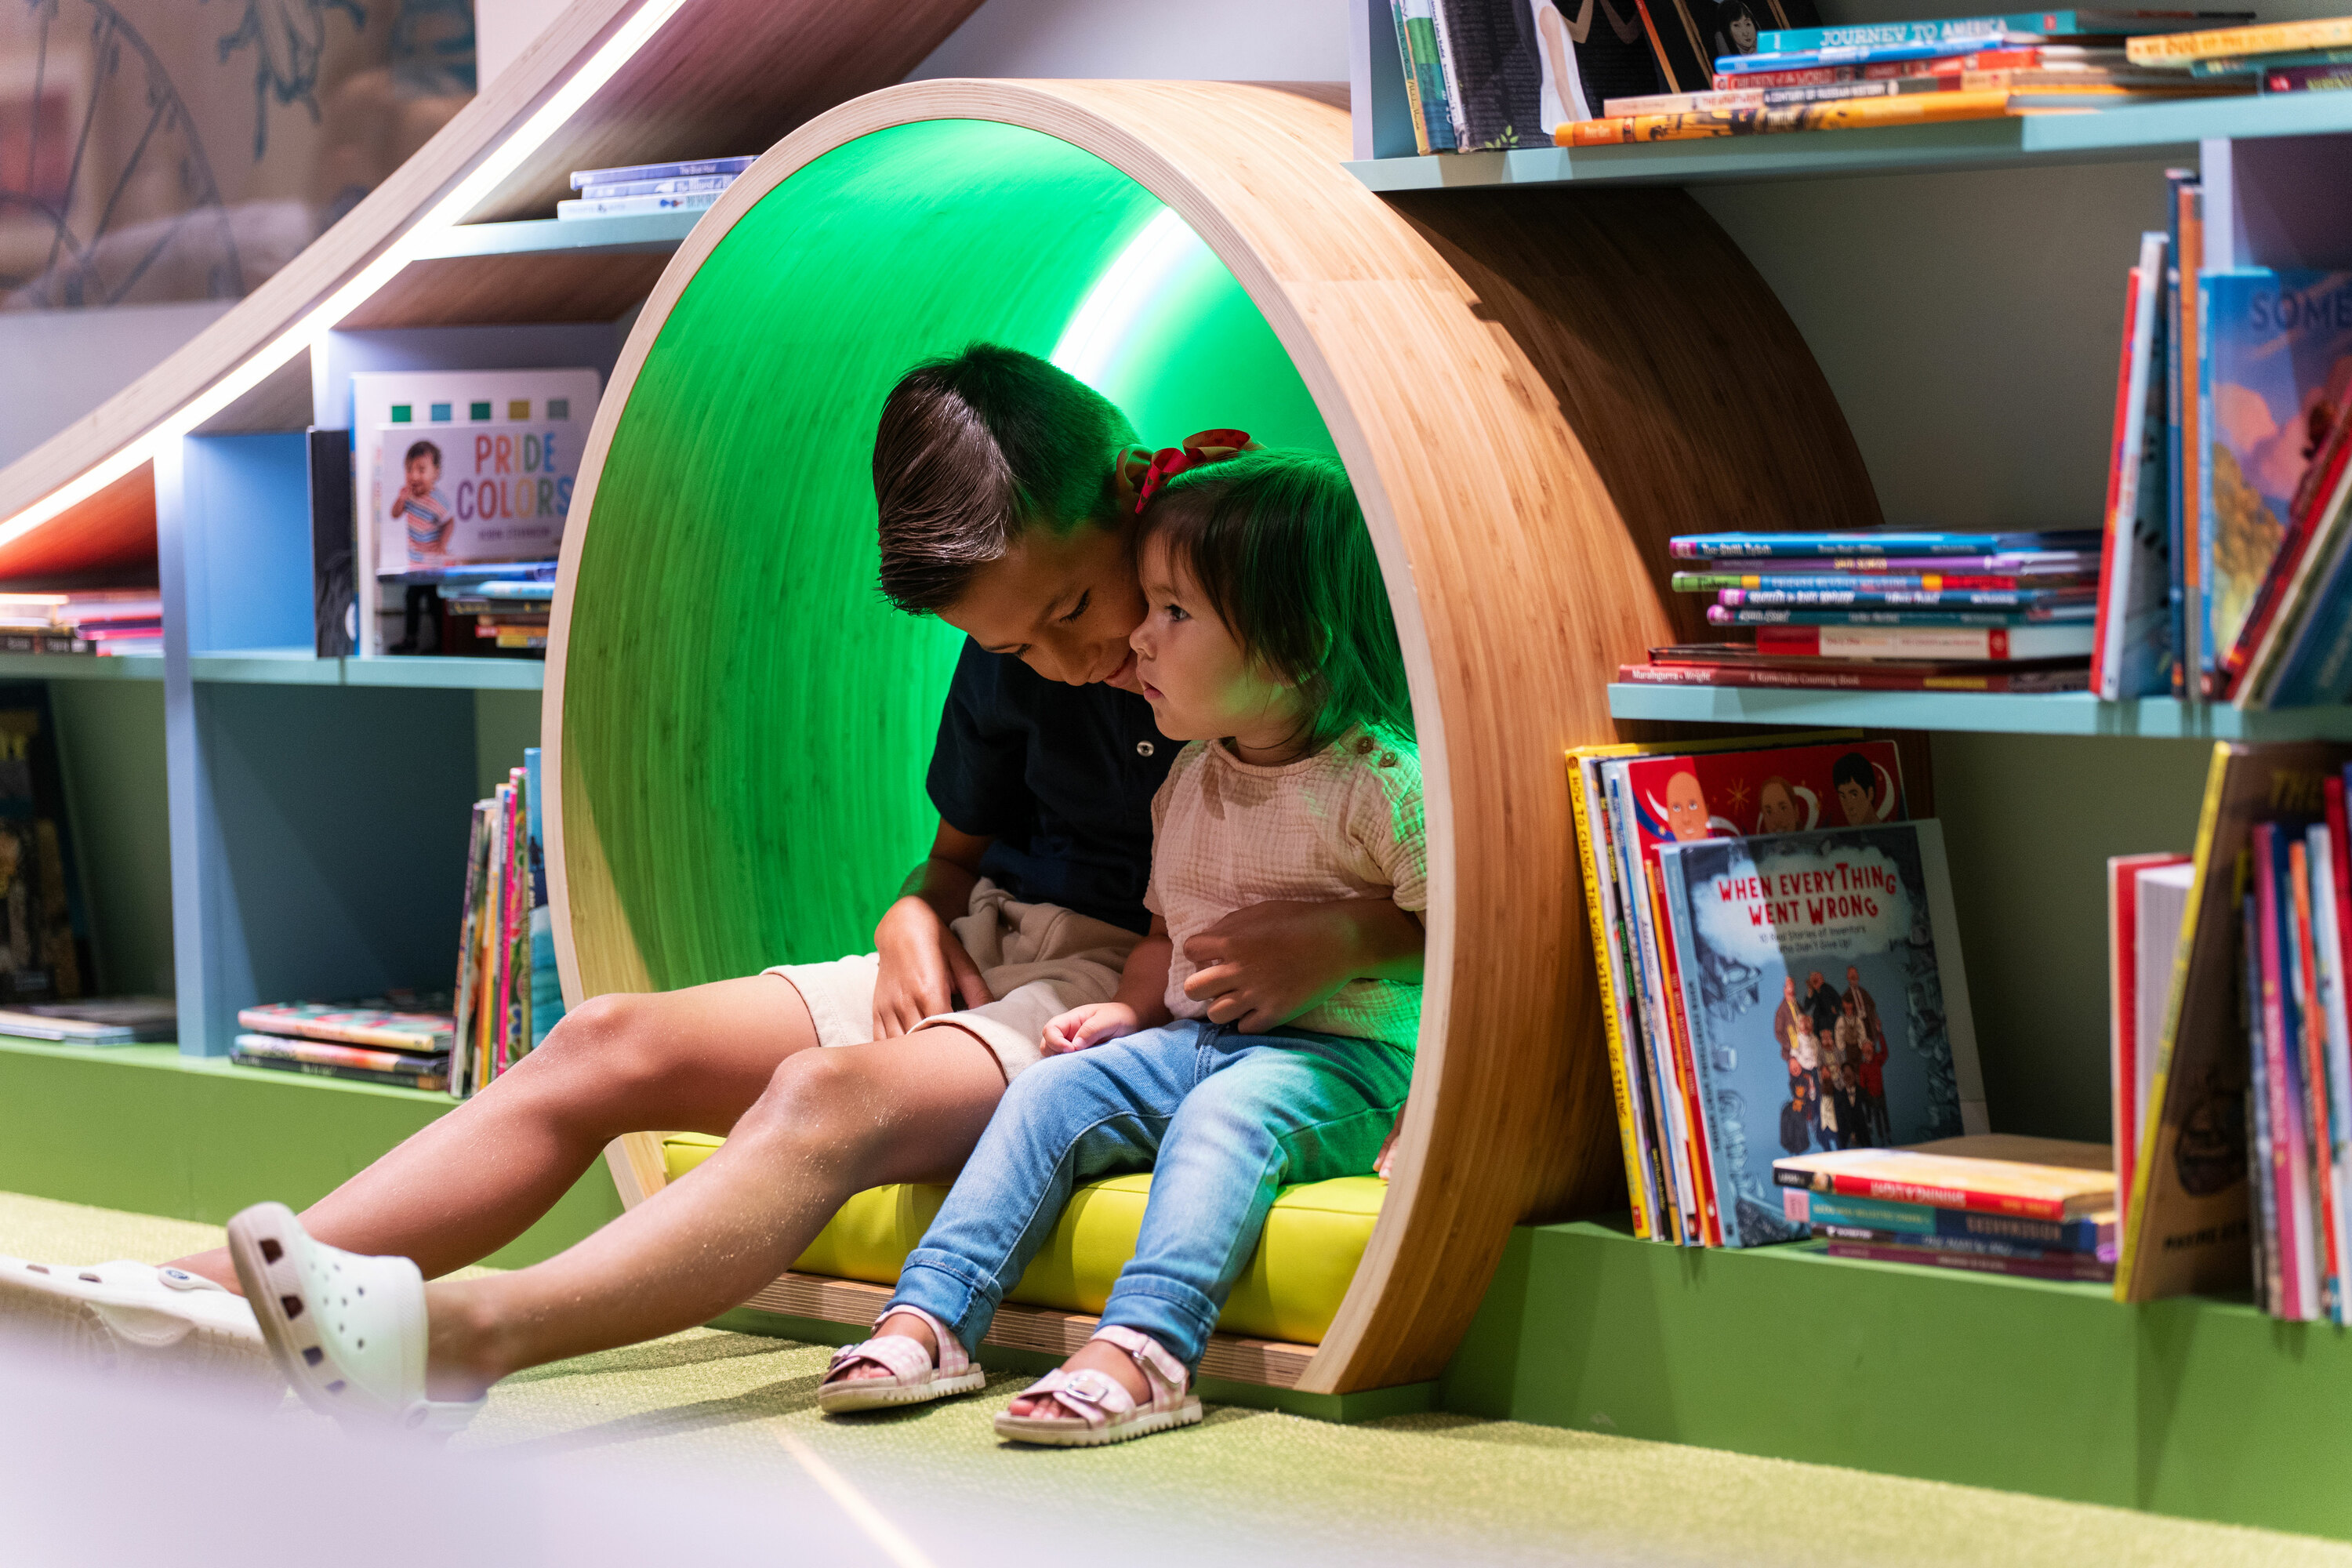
[2122,741,2352,1302]
[526,747,567,1053]
[1435,0,1547,147]
[235,1000,456,1054]
[1522,0,1666,132]
[0,996,174,1044]
[2093,232,2174,699]
[1776,1135,2108,1221]
[1658,819,1987,1247]
[348,369,602,652]
[2110,852,2193,1214]
[2200,269,2352,691]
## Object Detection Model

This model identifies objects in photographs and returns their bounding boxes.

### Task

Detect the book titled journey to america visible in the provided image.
[1657,818,1989,1247]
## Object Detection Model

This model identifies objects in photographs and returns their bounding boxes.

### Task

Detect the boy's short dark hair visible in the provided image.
[1142,451,1414,746]
[405,440,442,467]
[871,343,1138,613]
[1832,752,1875,793]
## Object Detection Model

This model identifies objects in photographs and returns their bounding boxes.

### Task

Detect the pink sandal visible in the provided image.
[993,1325,1202,1446]
[817,1305,985,1414]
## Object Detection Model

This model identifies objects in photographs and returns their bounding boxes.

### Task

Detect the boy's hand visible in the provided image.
[872,895,993,1037]
[1042,1002,1139,1055]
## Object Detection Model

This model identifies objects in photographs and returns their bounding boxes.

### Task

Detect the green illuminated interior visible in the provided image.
[568,119,1335,986]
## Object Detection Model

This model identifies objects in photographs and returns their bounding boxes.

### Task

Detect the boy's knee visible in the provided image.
[520,992,662,1088]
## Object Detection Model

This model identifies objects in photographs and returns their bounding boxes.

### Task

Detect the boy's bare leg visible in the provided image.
[421,1026,1007,1396]
[167,975,823,1290]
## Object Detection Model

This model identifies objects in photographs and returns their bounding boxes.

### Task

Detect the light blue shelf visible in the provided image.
[191,648,545,691]
[1348,90,2352,191]
[0,652,162,681]
[1608,683,2352,740]
[414,211,704,258]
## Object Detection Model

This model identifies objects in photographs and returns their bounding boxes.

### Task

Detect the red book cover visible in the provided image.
[2221,404,2352,695]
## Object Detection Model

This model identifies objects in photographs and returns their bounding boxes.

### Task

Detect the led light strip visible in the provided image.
[1049,206,1210,390]
[0,0,695,557]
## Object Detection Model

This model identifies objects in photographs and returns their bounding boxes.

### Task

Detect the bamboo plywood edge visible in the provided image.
[0,0,981,579]
[546,78,1877,1396]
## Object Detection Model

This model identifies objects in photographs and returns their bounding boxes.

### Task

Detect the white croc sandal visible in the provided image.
[0,1254,275,1399]
[993,1325,1202,1447]
[818,1305,986,1414]
[225,1202,485,1436]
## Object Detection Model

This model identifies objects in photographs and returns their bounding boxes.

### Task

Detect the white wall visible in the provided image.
[0,301,235,470]
[477,0,575,90]
[911,0,1348,81]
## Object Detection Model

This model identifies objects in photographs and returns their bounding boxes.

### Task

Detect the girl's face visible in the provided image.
[939,514,1150,691]
[1130,532,1308,763]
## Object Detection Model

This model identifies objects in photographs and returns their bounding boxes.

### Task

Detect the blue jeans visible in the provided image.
[889,1018,1414,1371]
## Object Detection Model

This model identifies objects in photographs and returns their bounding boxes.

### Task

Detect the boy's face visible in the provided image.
[1127,533,1301,747]
[939,515,1149,691]
[405,455,438,495]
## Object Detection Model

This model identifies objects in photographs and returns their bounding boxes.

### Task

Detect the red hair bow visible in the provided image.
[1134,429,1261,513]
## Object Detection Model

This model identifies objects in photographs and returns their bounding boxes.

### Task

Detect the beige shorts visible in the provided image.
[764,879,1142,1081]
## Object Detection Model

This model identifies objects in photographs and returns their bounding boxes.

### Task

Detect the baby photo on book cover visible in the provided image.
[1659,820,1987,1247]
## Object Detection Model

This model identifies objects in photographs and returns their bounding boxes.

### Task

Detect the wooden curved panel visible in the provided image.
[0,0,981,579]
[547,79,1877,1395]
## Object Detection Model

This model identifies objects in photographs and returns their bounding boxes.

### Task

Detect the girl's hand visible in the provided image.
[872,895,993,1037]
[1043,1002,1140,1055]
[1373,1109,1406,1179]
[1181,898,1425,1033]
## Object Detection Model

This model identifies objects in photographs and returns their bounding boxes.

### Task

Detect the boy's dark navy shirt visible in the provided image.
[927,640,1175,933]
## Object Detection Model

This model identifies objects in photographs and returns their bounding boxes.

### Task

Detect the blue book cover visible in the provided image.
[1672,530,2099,558]
[2200,268,2352,687]
[568,155,756,190]
[577,173,739,200]
[1657,819,1988,1248]
[1799,1191,2113,1254]
[1756,11,2245,53]
[524,747,567,1051]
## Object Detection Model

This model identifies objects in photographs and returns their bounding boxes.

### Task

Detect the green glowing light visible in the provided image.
[568,120,1335,987]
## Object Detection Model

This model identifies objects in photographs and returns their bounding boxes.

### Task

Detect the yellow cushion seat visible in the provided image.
[662,1133,1383,1345]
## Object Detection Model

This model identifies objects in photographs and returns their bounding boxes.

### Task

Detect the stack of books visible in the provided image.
[2127,16,2352,93]
[441,578,554,653]
[1777,1136,2118,1282]
[1570,731,1987,1247]
[0,996,175,1044]
[2100,171,2352,707]
[450,746,566,1098]
[232,994,456,1091]
[1560,9,2254,147]
[1619,528,2101,694]
[557,155,755,221]
[0,590,162,656]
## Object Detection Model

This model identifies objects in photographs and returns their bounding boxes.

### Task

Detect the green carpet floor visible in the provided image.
[5,1189,2345,1568]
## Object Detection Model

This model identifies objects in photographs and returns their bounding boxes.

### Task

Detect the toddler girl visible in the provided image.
[818,448,1423,1445]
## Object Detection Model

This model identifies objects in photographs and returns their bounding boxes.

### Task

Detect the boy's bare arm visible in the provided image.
[871,821,996,1035]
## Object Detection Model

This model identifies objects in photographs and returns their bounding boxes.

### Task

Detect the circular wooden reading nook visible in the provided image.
[546,78,1880,1399]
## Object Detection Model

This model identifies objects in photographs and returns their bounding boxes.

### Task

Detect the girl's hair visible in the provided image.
[872,343,1138,612]
[1141,450,1414,747]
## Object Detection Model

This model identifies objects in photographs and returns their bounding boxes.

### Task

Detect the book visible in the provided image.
[235,1001,456,1054]
[1676,570,2097,592]
[0,996,174,1044]
[2252,822,2319,1318]
[2128,18,2352,67]
[2111,853,2194,1215]
[2266,64,2352,91]
[1617,660,2090,693]
[2198,270,2352,695]
[1560,88,2031,144]
[575,173,737,199]
[1659,819,1985,1246]
[2121,742,2352,1303]
[1393,1,1461,152]
[1690,551,2100,572]
[307,426,357,658]
[2194,46,2352,75]
[2244,884,2281,1312]
[1786,1188,2116,1253]
[2231,380,2352,702]
[228,1051,448,1093]
[2164,169,2203,696]
[1777,1135,2107,1221]
[556,192,722,220]
[2093,234,2174,700]
[450,799,492,1098]
[0,686,92,1005]
[2312,793,2352,1320]
[526,746,566,1052]
[1432,0,1547,148]
[231,1033,448,1075]
[1716,586,2097,608]
[1751,624,2096,660]
[568,155,755,189]
[1710,605,2096,626]
[1762,11,2247,51]
[1530,0,1669,134]
[1719,44,2126,87]
[1822,1238,2115,1281]
[1646,642,2090,670]
[1526,0,1594,131]
[2289,831,2343,1319]
[1671,529,2100,558]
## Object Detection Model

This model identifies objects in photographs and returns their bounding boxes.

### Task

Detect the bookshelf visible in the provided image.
[1608,685,2352,741]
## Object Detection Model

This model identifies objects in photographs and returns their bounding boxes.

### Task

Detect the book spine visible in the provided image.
[2095,264,2143,699]
[555,193,721,220]
[488,782,513,1080]
[452,799,488,1098]
[1682,572,2093,592]
[1388,2,1434,156]
[2111,858,2140,1206]
[1570,755,1656,1240]
[1813,1226,2117,1267]
[1671,531,2092,557]
[2244,887,2279,1313]
[568,155,756,189]
[232,1035,448,1074]
[1561,89,2013,144]
[1649,859,1722,1246]
[2129,18,2352,67]
[2322,789,2352,1321]
[232,1020,451,1053]
[2292,838,2340,1319]
[229,1051,448,1093]
[1616,662,2086,694]
[1719,586,2092,608]
[2230,411,2352,701]
[1590,755,1682,1244]
[1610,768,1700,1242]
[2161,170,2192,697]
[2263,65,2352,90]
[2180,183,2207,693]
[1753,625,2070,659]
[1806,1192,2111,1250]
[2255,824,2308,1316]
[576,174,736,199]
[2299,831,2347,1321]
[1425,0,1474,151]
[1824,1240,2115,1283]
[1711,606,2093,626]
